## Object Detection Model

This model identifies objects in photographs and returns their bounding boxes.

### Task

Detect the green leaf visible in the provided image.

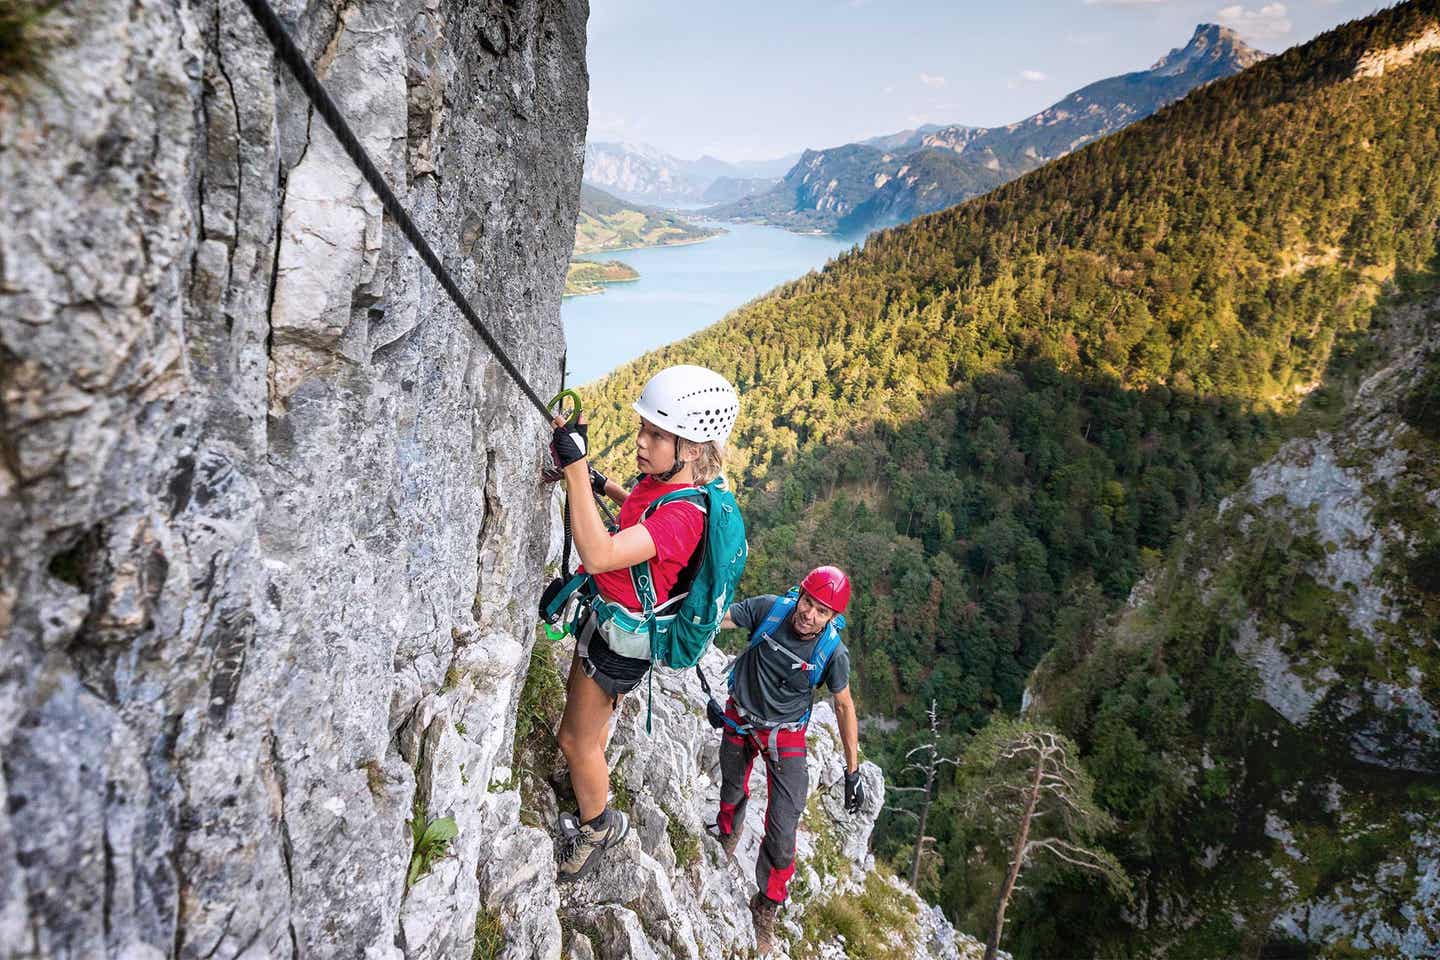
[420,816,458,848]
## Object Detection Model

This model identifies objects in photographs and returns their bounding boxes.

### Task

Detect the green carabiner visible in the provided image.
[548,389,582,426]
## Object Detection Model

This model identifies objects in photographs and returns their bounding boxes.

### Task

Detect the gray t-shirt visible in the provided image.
[726,594,851,726]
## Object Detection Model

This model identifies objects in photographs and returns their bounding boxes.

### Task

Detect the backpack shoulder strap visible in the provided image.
[806,626,843,689]
[642,486,708,519]
[748,590,798,650]
[631,486,710,614]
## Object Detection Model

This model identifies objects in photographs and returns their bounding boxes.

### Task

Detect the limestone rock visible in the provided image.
[0,0,587,955]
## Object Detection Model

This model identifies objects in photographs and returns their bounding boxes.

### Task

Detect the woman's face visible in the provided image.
[635,417,680,475]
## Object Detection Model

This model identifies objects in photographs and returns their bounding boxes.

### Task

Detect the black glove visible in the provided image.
[589,467,609,498]
[539,577,567,624]
[549,422,588,470]
[844,769,864,814]
[705,698,726,730]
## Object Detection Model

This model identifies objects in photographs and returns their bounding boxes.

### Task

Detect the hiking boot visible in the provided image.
[556,808,630,883]
[749,892,779,954]
[708,821,742,858]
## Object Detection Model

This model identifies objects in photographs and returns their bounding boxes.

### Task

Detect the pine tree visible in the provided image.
[957,717,1130,960]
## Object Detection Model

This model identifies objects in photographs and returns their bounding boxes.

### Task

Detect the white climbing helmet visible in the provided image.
[633,365,740,446]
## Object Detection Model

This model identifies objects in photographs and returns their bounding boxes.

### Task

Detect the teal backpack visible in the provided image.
[542,475,748,729]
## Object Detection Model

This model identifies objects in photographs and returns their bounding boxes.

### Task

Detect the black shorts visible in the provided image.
[575,612,651,702]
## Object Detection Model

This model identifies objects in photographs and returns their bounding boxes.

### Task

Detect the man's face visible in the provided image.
[793,590,837,637]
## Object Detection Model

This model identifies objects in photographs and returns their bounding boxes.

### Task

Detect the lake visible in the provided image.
[560,221,858,385]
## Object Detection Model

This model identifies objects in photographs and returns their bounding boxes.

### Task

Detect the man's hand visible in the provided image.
[844,768,865,814]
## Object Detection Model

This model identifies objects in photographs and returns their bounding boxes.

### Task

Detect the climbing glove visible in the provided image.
[844,768,864,814]
[550,422,588,470]
[539,577,567,624]
[705,698,726,730]
[588,467,609,498]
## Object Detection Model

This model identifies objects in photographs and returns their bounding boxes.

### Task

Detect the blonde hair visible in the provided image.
[680,438,725,484]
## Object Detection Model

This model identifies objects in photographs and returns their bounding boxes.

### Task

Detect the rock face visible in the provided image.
[1212,302,1440,777]
[0,0,587,955]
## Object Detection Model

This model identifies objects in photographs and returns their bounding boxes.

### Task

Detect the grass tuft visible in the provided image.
[0,0,57,104]
[663,803,700,869]
[795,870,918,960]
[471,904,506,960]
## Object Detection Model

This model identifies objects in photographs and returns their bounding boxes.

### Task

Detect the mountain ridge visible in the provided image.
[582,141,797,204]
[707,23,1268,234]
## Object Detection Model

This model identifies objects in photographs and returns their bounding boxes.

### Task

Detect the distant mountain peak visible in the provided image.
[1150,22,1268,76]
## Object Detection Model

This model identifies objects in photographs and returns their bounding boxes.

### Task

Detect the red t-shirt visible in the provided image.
[588,476,705,610]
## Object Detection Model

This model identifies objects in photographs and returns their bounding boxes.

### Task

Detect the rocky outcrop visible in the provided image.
[1353,24,1440,79]
[0,0,587,956]
[1212,301,1440,776]
[512,637,989,960]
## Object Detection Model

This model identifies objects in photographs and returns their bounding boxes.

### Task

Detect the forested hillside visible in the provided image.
[579,2,1440,953]
[573,183,719,254]
[1017,298,1440,955]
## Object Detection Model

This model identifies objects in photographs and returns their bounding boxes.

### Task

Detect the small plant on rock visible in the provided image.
[406,814,458,889]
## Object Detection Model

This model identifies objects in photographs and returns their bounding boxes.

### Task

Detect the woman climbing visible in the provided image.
[545,364,740,882]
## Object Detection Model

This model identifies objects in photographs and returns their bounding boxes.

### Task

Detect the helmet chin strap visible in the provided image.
[654,435,685,482]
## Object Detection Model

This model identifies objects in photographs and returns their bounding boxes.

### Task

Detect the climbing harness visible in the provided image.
[237,0,556,424]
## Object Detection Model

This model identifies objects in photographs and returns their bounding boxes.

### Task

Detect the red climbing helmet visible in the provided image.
[800,565,851,614]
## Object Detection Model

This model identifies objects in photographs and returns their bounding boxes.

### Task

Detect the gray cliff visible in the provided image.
[0,0,588,956]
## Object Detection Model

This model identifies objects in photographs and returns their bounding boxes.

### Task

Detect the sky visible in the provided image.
[585,0,1391,162]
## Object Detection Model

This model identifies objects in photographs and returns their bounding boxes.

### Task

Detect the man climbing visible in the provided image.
[709,565,864,954]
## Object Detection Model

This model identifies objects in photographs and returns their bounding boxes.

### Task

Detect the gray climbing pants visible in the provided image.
[715,698,808,902]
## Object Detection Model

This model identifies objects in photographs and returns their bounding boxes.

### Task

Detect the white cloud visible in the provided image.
[1020,69,1047,81]
[1216,2,1292,40]
[919,72,946,88]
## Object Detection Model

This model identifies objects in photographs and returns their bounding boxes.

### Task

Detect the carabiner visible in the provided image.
[547,389,582,426]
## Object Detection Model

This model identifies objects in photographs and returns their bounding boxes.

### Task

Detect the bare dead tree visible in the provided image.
[884,699,959,889]
[957,717,1131,960]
